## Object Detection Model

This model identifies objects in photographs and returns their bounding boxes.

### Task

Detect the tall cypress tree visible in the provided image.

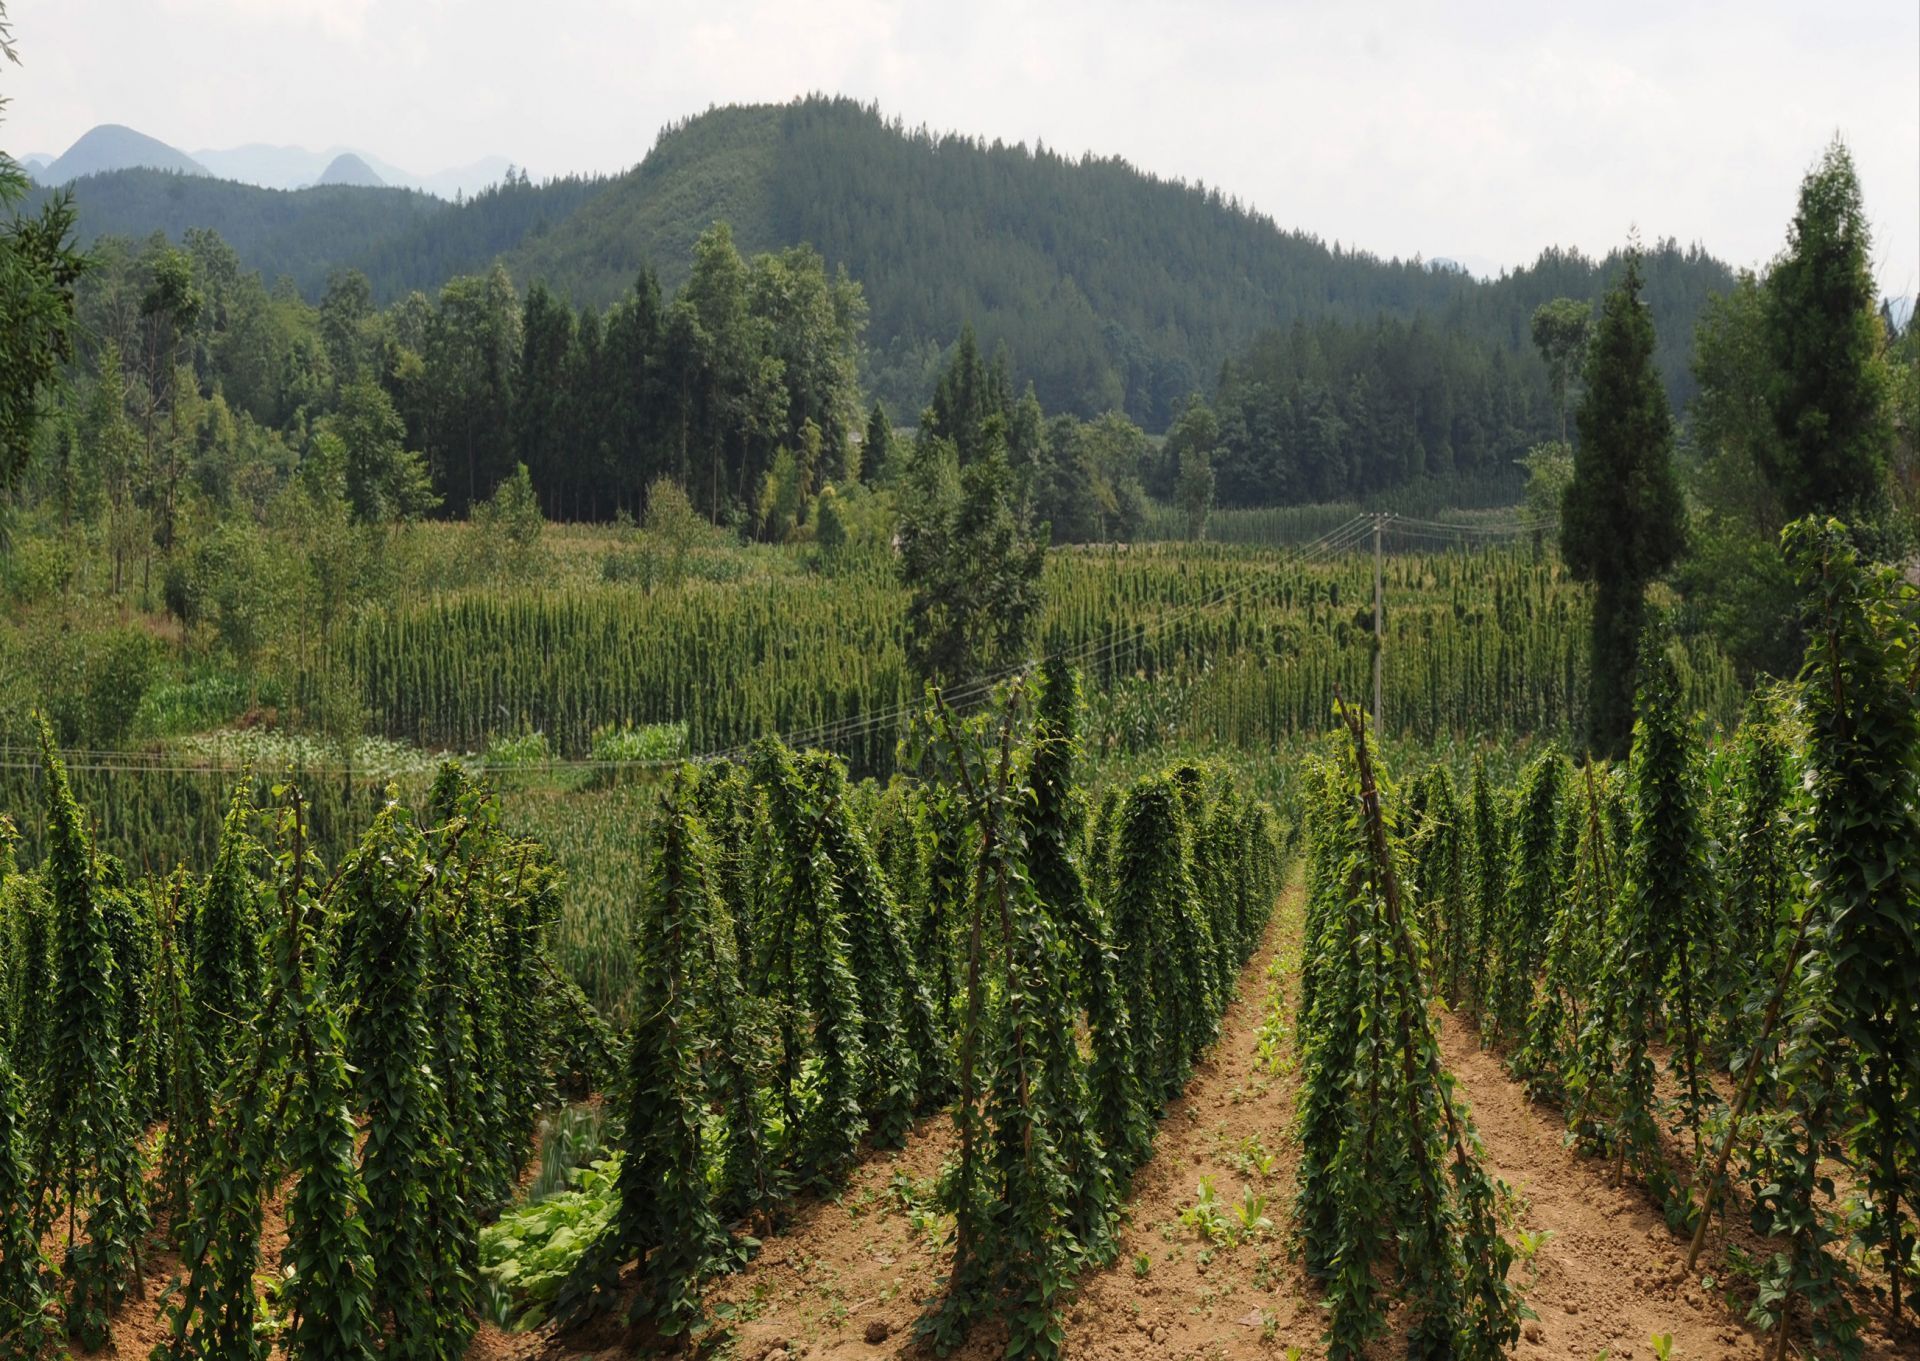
[861,400,895,485]
[1760,141,1894,519]
[1561,253,1685,758]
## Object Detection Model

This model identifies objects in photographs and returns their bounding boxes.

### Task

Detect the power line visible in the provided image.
[8,509,1543,779]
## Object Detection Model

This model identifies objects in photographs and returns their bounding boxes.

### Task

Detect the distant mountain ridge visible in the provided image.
[315,152,384,188]
[41,124,207,183]
[35,123,511,198]
[36,97,1740,427]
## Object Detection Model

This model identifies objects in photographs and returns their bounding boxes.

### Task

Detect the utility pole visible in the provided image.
[1372,513,1384,739]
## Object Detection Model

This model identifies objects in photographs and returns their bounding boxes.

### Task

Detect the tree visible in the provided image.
[1561,253,1684,758]
[1516,441,1572,534]
[862,401,895,485]
[318,269,375,389]
[1156,394,1218,501]
[1175,440,1214,541]
[329,378,437,524]
[898,436,1048,689]
[1530,298,1591,442]
[1759,140,1893,519]
[0,6,88,489]
[924,325,1010,465]
[473,460,543,573]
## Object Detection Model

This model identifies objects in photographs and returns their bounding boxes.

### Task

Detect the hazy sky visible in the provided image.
[5,0,1916,295]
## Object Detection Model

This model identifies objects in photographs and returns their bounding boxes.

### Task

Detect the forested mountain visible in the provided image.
[40,169,444,295]
[40,123,207,182]
[38,96,1736,430]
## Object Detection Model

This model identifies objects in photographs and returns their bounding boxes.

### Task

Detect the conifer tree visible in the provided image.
[1561,253,1685,758]
[861,400,894,485]
[1761,142,1894,518]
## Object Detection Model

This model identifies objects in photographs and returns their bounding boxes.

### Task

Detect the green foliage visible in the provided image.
[1562,253,1686,758]
[335,799,474,1360]
[1530,297,1592,440]
[899,437,1048,689]
[1760,142,1894,519]
[481,1154,620,1331]
[0,1046,54,1359]
[1109,775,1211,1104]
[31,722,149,1347]
[1489,748,1564,1042]
[327,378,438,524]
[559,769,728,1336]
[0,78,88,487]
[1578,638,1713,1200]
[588,720,686,764]
[1292,720,1525,1360]
[1785,517,1920,1316]
[473,462,544,572]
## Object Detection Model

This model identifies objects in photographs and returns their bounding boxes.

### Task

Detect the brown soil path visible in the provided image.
[692,876,1316,1361]
[1437,1017,1914,1361]
[707,1112,970,1360]
[1059,875,1314,1361]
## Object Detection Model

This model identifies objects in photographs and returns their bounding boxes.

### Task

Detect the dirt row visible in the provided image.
[88,868,1911,1359]
[661,870,1909,1361]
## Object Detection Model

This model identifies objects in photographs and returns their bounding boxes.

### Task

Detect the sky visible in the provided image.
[4,0,1916,297]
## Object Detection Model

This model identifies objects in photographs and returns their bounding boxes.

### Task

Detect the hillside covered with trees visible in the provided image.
[41,97,1734,429]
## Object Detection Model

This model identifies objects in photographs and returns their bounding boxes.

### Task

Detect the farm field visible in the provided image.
[3,517,1915,1361]
[3,12,1917,1358]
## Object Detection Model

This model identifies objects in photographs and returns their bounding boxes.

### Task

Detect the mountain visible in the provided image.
[193,143,514,197]
[42,169,442,295]
[493,98,1730,424]
[314,152,384,187]
[193,142,334,189]
[42,124,207,183]
[18,153,52,173]
[42,97,1737,427]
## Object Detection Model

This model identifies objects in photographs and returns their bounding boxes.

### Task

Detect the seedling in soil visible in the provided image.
[1181,1177,1235,1244]
[1650,1334,1675,1360]
[1235,1187,1274,1239]
[1132,1252,1152,1279]
[1512,1226,1554,1281]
